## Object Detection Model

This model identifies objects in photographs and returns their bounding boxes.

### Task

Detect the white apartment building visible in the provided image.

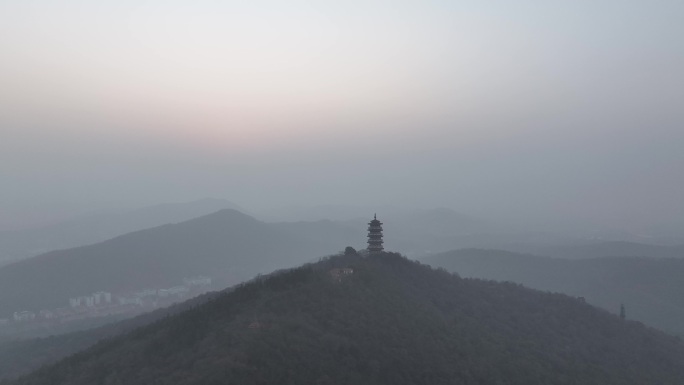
[13,311,36,322]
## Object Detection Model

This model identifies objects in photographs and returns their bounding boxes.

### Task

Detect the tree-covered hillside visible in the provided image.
[423,248,684,336]
[9,253,684,385]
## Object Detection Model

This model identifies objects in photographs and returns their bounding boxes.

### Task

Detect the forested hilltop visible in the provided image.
[9,253,684,385]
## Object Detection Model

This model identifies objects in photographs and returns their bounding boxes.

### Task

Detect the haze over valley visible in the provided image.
[2,0,683,383]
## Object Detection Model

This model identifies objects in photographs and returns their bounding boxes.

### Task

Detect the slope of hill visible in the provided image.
[0,198,242,263]
[0,209,359,318]
[9,253,684,385]
[423,249,684,336]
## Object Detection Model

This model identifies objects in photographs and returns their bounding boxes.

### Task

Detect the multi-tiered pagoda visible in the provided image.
[367,214,384,254]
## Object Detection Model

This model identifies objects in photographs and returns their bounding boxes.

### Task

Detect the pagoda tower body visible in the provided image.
[367,214,384,254]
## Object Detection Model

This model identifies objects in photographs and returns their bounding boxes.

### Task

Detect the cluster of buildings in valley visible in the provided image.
[69,291,112,308]
[1,276,213,327]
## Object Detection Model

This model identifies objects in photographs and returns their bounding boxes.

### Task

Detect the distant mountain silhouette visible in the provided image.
[0,198,243,262]
[254,206,681,258]
[424,248,684,336]
[0,209,358,317]
[343,208,610,257]
[8,253,684,385]
[534,240,684,259]
[333,208,522,256]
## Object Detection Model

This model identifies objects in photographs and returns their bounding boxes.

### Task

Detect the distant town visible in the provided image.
[1,276,213,329]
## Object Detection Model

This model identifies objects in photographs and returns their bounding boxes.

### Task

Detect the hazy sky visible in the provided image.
[1,1,683,231]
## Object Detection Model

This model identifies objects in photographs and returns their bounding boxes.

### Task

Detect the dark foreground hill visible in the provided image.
[423,249,684,336]
[9,253,684,385]
[0,209,360,317]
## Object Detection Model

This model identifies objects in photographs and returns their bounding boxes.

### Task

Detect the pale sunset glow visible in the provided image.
[2,2,562,144]
[1,0,683,230]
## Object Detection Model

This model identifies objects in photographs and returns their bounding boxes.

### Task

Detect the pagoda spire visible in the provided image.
[367,214,384,254]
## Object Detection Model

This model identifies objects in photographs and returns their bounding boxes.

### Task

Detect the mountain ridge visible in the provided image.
[0,209,358,318]
[535,240,684,259]
[0,198,243,263]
